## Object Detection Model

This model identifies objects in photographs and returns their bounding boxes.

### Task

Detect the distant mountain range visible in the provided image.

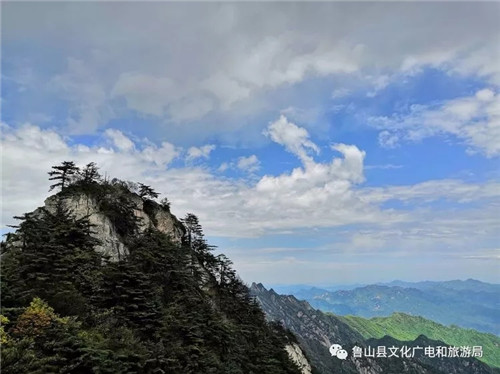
[278,279,500,335]
[250,283,499,374]
[270,283,366,295]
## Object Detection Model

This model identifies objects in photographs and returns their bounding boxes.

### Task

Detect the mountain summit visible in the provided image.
[1,161,305,374]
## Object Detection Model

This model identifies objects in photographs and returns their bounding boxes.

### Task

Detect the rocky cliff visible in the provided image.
[285,343,314,374]
[33,188,185,262]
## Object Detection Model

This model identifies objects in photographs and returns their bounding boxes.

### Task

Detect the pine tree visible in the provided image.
[160,197,171,210]
[182,213,203,248]
[138,183,159,199]
[4,201,102,316]
[79,162,101,185]
[98,261,162,337]
[48,161,79,191]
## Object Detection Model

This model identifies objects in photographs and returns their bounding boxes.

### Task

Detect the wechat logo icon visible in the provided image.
[329,343,348,360]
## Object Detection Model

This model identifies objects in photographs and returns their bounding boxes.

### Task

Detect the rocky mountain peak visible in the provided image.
[38,188,185,261]
[250,282,268,293]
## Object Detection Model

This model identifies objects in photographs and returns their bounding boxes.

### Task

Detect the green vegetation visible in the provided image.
[302,283,500,335]
[337,312,500,368]
[1,161,302,374]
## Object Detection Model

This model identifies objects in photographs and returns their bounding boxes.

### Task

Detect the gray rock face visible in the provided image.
[285,343,313,374]
[42,192,184,261]
[152,207,185,244]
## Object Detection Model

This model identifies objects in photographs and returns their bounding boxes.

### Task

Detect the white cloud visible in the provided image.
[218,162,229,172]
[351,232,386,250]
[370,89,500,156]
[1,120,378,235]
[216,155,260,174]
[264,115,319,164]
[1,122,498,253]
[461,249,500,261]
[141,142,179,167]
[280,106,322,126]
[186,144,216,160]
[104,129,135,152]
[366,74,390,97]
[6,124,69,152]
[476,88,495,101]
[237,155,260,173]
[339,204,500,258]
[5,2,498,138]
[2,121,499,285]
[216,37,361,99]
[378,130,400,148]
[452,45,500,86]
[331,88,351,99]
[201,72,251,110]
[3,2,500,283]
[362,179,500,204]
[0,124,181,228]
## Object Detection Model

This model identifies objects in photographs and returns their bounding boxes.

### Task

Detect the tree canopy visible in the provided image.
[1,162,302,374]
[48,161,79,191]
[138,183,160,200]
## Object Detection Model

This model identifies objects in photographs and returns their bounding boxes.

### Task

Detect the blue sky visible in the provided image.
[2,2,499,285]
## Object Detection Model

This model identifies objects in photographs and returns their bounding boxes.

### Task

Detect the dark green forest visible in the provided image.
[0,161,302,374]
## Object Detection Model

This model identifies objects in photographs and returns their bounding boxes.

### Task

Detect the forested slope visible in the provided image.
[0,161,304,374]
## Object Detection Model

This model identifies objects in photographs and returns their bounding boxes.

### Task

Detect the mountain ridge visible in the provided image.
[250,282,500,374]
[285,281,500,335]
[1,163,306,374]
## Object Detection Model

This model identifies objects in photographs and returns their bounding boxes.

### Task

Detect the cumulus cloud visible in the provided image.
[1,120,377,235]
[186,144,216,160]
[2,119,499,285]
[264,115,319,164]
[5,119,499,235]
[4,123,69,152]
[140,142,179,167]
[104,129,135,152]
[370,89,500,156]
[216,155,261,174]
[237,155,260,173]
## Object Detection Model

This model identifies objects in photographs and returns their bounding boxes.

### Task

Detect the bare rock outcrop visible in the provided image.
[41,192,184,261]
[285,343,313,374]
